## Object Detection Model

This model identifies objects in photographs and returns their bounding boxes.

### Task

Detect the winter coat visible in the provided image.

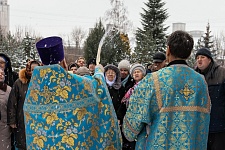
[117,75,135,120]
[196,62,225,133]
[0,84,11,150]
[117,82,137,150]
[120,75,135,99]
[7,68,29,149]
[104,65,123,115]
[104,65,135,149]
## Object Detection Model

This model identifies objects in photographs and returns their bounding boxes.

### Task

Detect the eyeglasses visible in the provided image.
[106,71,116,75]
[0,61,6,64]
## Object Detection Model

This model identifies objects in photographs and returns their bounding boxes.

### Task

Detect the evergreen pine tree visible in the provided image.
[83,20,131,66]
[83,20,105,63]
[0,30,40,71]
[196,22,216,57]
[134,0,169,64]
[101,30,131,65]
[22,33,38,61]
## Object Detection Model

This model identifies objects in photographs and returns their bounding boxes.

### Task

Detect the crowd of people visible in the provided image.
[0,30,224,150]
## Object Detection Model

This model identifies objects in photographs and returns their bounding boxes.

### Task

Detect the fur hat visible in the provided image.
[130,63,146,78]
[76,67,90,76]
[36,36,64,65]
[195,48,213,60]
[118,60,130,72]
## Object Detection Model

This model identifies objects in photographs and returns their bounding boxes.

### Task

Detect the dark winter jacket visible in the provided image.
[0,53,18,87]
[196,62,225,133]
[117,74,136,150]
[120,75,135,99]
[117,75,135,120]
[7,68,30,149]
[104,64,123,115]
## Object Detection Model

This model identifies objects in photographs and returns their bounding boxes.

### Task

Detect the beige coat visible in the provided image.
[0,85,11,150]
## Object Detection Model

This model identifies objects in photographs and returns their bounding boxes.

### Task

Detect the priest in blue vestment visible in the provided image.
[123,30,211,150]
[23,36,122,150]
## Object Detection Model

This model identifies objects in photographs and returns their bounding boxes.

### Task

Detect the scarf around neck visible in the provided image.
[106,76,116,86]
[121,75,129,87]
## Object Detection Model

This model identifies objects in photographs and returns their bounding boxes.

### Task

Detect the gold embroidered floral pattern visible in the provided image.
[43,112,59,125]
[55,85,71,99]
[73,108,87,121]
[105,145,116,150]
[61,125,78,146]
[90,126,99,138]
[24,65,122,149]
[33,134,47,148]
[30,90,39,102]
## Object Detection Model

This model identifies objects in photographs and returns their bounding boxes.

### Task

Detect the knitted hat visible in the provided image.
[87,58,96,67]
[76,67,91,76]
[153,52,166,63]
[118,60,130,72]
[36,36,64,65]
[130,63,146,78]
[195,48,213,60]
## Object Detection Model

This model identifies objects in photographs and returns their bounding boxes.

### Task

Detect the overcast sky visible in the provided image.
[9,0,225,38]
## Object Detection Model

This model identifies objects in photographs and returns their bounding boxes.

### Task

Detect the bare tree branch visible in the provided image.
[71,27,86,48]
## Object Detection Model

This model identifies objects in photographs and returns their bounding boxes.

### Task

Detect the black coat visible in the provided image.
[7,68,29,149]
[104,64,123,116]
[119,75,135,98]
[117,75,135,121]
[117,75,136,150]
[107,86,123,114]
[196,62,225,133]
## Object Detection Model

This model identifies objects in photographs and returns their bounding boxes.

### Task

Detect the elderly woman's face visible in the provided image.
[105,69,116,82]
[132,69,144,82]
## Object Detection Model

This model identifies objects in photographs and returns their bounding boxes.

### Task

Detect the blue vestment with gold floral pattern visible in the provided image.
[23,64,122,150]
[123,64,210,150]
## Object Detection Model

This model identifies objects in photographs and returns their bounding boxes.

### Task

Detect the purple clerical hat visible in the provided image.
[36,36,64,65]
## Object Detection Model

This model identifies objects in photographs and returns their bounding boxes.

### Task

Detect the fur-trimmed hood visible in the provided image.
[104,64,121,89]
[19,68,29,84]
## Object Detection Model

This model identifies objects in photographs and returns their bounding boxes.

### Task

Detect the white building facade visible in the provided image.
[0,0,9,35]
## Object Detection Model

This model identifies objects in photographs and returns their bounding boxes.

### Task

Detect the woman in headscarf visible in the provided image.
[0,67,12,150]
[104,64,122,116]
[0,53,18,87]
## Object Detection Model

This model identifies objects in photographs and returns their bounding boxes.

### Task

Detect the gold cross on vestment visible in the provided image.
[179,83,194,100]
